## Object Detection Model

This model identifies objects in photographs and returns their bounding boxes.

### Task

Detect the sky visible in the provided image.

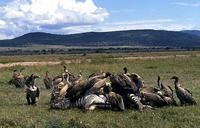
[0,0,200,39]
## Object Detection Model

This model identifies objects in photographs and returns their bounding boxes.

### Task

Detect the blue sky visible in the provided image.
[94,0,200,25]
[0,0,199,39]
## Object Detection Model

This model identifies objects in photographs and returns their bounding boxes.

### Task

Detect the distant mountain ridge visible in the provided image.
[182,30,200,37]
[0,29,200,47]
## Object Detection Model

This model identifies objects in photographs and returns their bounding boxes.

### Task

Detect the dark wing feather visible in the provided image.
[184,88,192,96]
[119,74,138,93]
[141,92,166,107]
[176,87,196,105]
[110,75,135,95]
[36,87,40,98]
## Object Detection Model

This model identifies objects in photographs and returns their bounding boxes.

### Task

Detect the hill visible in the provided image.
[182,30,200,37]
[0,30,200,47]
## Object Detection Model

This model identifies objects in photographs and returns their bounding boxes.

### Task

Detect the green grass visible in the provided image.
[0,51,200,128]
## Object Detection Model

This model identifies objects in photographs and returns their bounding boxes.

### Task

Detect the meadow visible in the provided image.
[0,51,200,128]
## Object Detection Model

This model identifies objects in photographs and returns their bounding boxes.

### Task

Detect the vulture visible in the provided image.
[158,76,173,98]
[139,76,160,94]
[65,81,87,102]
[71,71,83,85]
[9,69,26,88]
[65,72,111,102]
[110,67,138,96]
[140,91,166,107]
[63,66,78,83]
[25,74,40,105]
[50,72,71,106]
[127,73,144,94]
[157,76,177,106]
[110,68,145,109]
[140,76,176,107]
[52,66,76,86]
[43,71,53,89]
[88,72,107,81]
[57,73,71,99]
[171,76,196,105]
[89,72,105,78]
[103,85,125,111]
[84,72,111,95]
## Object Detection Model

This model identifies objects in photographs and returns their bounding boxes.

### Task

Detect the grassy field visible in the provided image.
[0,51,200,128]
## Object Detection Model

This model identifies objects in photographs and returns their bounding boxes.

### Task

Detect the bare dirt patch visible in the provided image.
[0,53,198,68]
[0,61,61,68]
[114,54,191,60]
[0,59,92,68]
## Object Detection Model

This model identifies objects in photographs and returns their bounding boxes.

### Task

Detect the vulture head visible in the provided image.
[63,66,68,73]
[170,76,179,82]
[123,67,128,74]
[79,71,82,76]
[105,72,112,78]
[25,74,40,86]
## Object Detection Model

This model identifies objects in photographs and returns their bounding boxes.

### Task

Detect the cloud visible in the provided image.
[0,1,199,40]
[104,20,195,31]
[0,34,14,40]
[0,0,108,39]
[172,2,200,7]
[51,19,195,35]
[0,20,7,28]
[110,9,134,14]
[171,2,189,6]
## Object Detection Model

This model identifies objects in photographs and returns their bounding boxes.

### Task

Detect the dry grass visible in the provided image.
[0,51,200,128]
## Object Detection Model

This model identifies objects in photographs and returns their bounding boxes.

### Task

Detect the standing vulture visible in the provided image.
[25,74,40,105]
[158,76,173,98]
[9,69,26,88]
[43,71,53,89]
[171,76,196,105]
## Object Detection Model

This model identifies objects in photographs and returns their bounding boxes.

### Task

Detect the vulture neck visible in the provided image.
[174,79,179,89]
[46,72,49,78]
[136,79,144,89]
[65,73,71,85]
[157,78,161,88]
[124,69,127,74]
[89,73,106,81]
